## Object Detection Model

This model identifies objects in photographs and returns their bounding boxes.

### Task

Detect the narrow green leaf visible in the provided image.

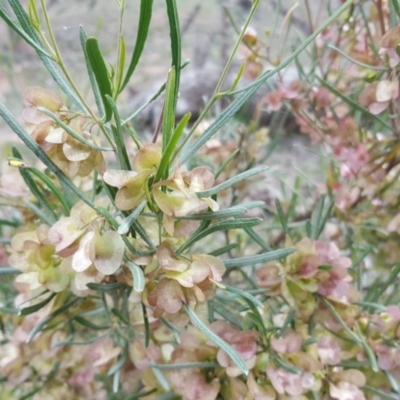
[130,219,156,250]
[208,243,238,257]
[118,201,147,235]
[108,355,127,376]
[23,200,53,224]
[37,107,113,151]
[0,267,21,275]
[244,227,271,251]
[275,199,288,234]
[79,26,105,116]
[196,166,268,198]
[142,302,151,347]
[165,0,181,106]
[225,63,245,94]
[320,297,361,344]
[120,0,154,91]
[392,0,400,19]
[152,367,170,391]
[28,0,40,31]
[86,37,113,121]
[106,95,131,170]
[0,307,18,314]
[215,149,240,179]
[309,196,334,240]
[150,361,218,370]
[384,370,400,394]
[180,201,264,221]
[73,316,110,330]
[363,386,398,400]
[12,147,57,221]
[52,333,108,348]
[113,369,121,393]
[179,206,248,221]
[277,308,296,338]
[370,264,400,302]
[184,305,248,375]
[156,112,190,182]
[316,76,391,130]
[125,261,145,292]
[0,218,20,227]
[18,293,57,316]
[86,282,125,292]
[123,82,166,125]
[223,248,295,269]
[271,353,302,375]
[310,196,325,240]
[244,311,266,334]
[25,167,72,214]
[223,285,264,309]
[162,67,177,154]
[176,218,262,254]
[212,299,243,328]
[27,298,80,342]
[116,35,126,93]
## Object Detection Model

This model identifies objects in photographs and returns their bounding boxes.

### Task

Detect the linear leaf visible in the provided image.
[176,218,262,254]
[120,0,154,91]
[316,76,391,130]
[223,285,264,309]
[27,298,79,342]
[392,0,400,18]
[106,95,131,170]
[19,293,57,316]
[73,316,110,330]
[162,67,176,155]
[38,107,113,151]
[25,167,72,214]
[12,147,57,221]
[179,206,248,221]
[222,247,295,269]
[0,267,21,275]
[79,26,105,116]
[196,166,268,198]
[86,37,113,121]
[184,305,248,375]
[86,282,125,292]
[208,243,238,257]
[118,200,147,235]
[125,261,145,292]
[156,112,190,181]
[165,0,181,106]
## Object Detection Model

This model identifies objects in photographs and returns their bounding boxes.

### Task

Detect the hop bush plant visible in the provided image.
[2,0,400,399]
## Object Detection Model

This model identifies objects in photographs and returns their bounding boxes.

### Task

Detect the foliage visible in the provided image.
[2,0,400,399]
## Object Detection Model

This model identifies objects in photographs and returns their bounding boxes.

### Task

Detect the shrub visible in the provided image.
[1,0,400,399]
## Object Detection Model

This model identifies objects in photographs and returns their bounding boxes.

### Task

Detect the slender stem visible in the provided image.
[327,44,389,71]
[172,0,260,161]
[39,0,115,148]
[115,0,126,94]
